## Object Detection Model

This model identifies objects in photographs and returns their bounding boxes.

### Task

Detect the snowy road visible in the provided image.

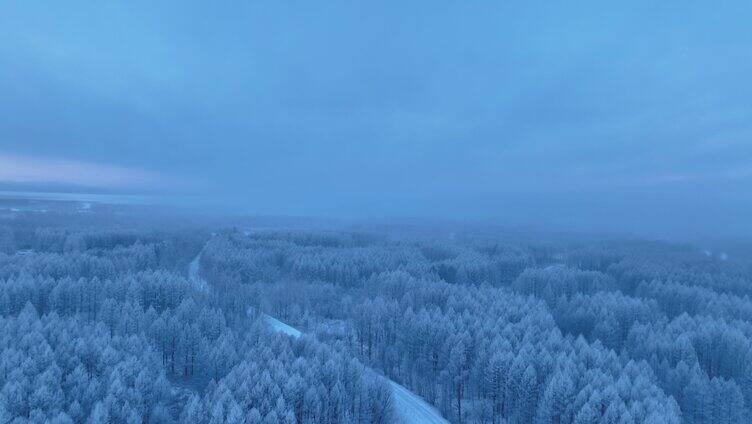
[263,316,448,424]
[187,253,209,292]
[265,315,302,338]
[189,250,449,424]
[387,380,448,424]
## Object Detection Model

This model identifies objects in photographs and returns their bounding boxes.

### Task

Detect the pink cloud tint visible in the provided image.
[0,153,199,191]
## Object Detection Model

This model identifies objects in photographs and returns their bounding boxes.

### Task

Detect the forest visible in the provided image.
[4,0,749,422]
[1,207,751,423]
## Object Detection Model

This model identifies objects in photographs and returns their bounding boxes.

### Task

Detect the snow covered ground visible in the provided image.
[191,247,448,424]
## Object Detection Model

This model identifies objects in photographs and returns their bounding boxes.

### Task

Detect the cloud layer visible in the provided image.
[1,1,751,238]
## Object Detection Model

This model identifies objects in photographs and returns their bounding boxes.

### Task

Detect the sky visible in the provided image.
[1,1,751,239]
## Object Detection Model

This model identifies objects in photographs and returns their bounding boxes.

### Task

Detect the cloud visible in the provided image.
[622,166,752,186]
[0,153,201,192]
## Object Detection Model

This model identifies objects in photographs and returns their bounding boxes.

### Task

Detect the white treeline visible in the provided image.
[0,225,394,423]
[1,219,751,423]
[197,230,752,424]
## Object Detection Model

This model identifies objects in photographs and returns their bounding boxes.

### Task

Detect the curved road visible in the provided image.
[189,251,448,424]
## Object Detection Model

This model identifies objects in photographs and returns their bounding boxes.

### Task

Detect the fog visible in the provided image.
[2,1,751,240]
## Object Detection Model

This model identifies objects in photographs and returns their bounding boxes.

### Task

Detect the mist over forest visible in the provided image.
[3,1,752,423]
[0,200,750,423]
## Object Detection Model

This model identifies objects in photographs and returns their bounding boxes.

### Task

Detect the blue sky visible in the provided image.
[1,1,751,238]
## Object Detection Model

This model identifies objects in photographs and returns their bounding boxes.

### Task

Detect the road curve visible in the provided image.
[263,315,448,424]
[190,251,449,424]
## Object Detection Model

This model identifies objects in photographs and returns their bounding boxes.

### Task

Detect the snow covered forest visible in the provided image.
[1,208,752,424]
[4,0,750,422]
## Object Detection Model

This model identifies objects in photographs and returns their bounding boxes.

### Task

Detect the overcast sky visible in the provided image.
[1,1,751,239]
